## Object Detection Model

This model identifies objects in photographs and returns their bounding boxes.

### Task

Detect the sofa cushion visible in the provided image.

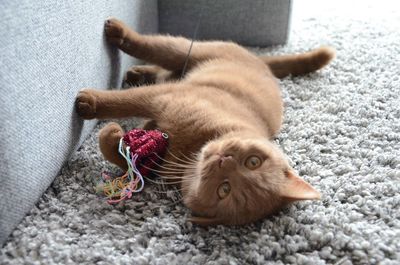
[158,0,292,46]
[0,0,158,245]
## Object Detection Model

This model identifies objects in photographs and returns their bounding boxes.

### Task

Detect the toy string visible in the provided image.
[180,4,204,79]
[118,138,145,192]
[99,138,145,204]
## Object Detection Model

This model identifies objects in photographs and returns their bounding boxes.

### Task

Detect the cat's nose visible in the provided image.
[219,155,234,168]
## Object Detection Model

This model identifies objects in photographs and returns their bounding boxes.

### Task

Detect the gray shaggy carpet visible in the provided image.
[1,1,399,264]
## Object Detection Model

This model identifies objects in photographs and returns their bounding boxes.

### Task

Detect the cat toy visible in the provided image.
[96,129,169,204]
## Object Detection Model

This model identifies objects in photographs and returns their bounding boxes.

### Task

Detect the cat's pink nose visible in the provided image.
[219,155,233,168]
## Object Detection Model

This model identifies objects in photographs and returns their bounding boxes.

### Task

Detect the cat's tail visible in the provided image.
[259,46,336,78]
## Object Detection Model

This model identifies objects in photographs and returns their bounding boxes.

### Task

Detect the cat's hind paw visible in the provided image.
[122,66,156,87]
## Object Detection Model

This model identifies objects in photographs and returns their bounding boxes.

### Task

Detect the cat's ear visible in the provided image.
[279,170,321,201]
[188,216,223,226]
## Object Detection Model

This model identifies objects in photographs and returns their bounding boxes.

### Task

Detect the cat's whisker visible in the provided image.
[149,172,197,182]
[160,174,197,181]
[145,166,184,174]
[160,161,197,170]
[149,189,182,194]
[148,158,192,172]
[158,170,197,178]
[165,149,188,163]
[162,161,197,170]
[148,155,197,171]
[145,175,191,186]
[178,150,199,162]
[149,169,186,175]
[159,181,182,185]
[149,168,198,179]
[139,164,186,175]
[157,178,167,193]
[143,176,182,186]
[178,154,198,164]
[166,149,197,164]
[153,152,196,168]
[159,178,196,185]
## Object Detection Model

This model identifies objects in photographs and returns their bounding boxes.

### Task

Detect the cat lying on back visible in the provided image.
[76,18,335,226]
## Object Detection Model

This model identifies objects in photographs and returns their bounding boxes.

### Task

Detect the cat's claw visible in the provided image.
[76,89,97,119]
[123,67,147,87]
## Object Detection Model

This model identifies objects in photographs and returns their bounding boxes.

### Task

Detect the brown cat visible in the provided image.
[76,18,335,226]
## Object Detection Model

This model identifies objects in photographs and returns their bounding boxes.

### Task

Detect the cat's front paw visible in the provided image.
[75,89,97,119]
[99,122,124,145]
[104,18,128,47]
[122,67,148,87]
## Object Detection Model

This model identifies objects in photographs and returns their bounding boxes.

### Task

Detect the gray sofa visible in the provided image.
[0,0,291,245]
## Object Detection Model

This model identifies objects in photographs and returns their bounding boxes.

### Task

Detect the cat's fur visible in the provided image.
[76,18,335,226]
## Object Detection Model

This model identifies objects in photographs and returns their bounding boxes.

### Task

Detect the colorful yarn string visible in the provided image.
[96,129,169,204]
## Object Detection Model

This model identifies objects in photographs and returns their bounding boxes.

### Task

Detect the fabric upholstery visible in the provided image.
[0,0,158,245]
[158,0,292,46]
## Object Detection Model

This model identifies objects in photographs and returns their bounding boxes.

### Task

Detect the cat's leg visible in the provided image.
[75,83,173,120]
[99,122,127,170]
[122,65,178,87]
[259,47,336,78]
[104,18,254,72]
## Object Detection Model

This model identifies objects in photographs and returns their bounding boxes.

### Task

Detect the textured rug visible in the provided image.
[1,1,399,264]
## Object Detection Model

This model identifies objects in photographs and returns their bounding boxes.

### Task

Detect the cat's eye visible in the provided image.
[217,182,231,199]
[245,155,262,170]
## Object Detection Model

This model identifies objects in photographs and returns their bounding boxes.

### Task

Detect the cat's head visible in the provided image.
[181,134,321,226]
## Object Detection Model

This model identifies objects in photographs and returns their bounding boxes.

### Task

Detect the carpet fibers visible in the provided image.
[1,1,399,264]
